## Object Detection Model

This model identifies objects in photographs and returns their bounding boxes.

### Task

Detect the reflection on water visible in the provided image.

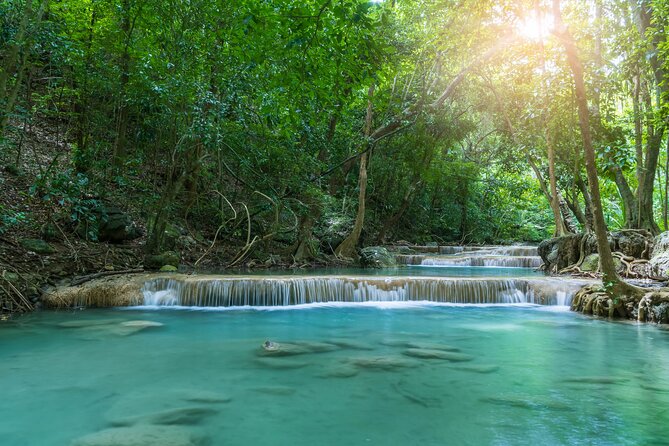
[1,305,668,445]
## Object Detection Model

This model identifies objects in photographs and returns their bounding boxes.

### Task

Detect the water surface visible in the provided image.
[2,304,668,445]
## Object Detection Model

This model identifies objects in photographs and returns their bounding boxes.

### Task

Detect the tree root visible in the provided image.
[572,283,669,323]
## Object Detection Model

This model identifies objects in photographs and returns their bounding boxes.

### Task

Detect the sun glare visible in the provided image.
[516,12,553,41]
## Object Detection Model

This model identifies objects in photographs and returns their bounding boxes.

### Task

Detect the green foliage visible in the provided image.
[30,169,99,236]
[0,203,26,235]
[3,0,668,253]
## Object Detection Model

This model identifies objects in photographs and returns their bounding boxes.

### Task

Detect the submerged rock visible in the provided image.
[327,339,375,351]
[258,341,311,356]
[258,340,339,356]
[291,341,340,352]
[450,364,500,374]
[318,364,359,378]
[393,380,442,408]
[348,356,420,370]
[110,407,217,428]
[66,320,163,338]
[57,319,126,328]
[180,391,232,404]
[561,376,629,385]
[481,395,571,411]
[251,386,296,396]
[105,390,228,426]
[120,320,164,329]
[406,341,461,352]
[71,425,205,446]
[403,348,473,362]
[254,357,310,370]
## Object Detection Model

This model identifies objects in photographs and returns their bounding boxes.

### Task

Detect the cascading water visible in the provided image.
[141,276,585,307]
[394,245,541,268]
[420,256,542,268]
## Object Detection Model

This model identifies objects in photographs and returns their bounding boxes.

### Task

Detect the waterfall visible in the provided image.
[420,256,542,268]
[141,276,584,307]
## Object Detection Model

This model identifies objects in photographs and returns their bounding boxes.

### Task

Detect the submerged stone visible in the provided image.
[450,364,500,374]
[258,341,311,357]
[561,376,629,385]
[348,356,420,370]
[254,357,310,370]
[181,391,232,404]
[327,339,375,351]
[258,340,339,356]
[481,395,571,411]
[318,364,359,378]
[110,407,217,428]
[251,386,296,396]
[291,341,340,352]
[393,381,442,408]
[640,383,669,393]
[120,321,164,328]
[57,319,126,328]
[406,341,461,352]
[71,425,205,446]
[403,348,473,362]
[379,339,413,348]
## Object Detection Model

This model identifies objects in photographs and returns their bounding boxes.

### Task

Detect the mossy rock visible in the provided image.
[20,238,55,255]
[159,265,178,272]
[144,251,180,270]
[581,254,599,272]
[2,272,20,284]
[359,246,396,268]
[581,253,623,272]
[41,222,58,241]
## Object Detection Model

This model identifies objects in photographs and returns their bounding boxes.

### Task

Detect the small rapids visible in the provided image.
[394,245,542,268]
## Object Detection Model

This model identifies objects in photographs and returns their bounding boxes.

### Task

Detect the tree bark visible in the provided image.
[553,0,638,294]
[335,85,374,258]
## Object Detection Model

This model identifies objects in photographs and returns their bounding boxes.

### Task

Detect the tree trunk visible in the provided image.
[547,132,569,236]
[553,0,638,295]
[0,0,49,137]
[335,85,375,259]
[575,175,594,233]
[378,180,422,244]
[557,189,578,233]
[113,0,132,167]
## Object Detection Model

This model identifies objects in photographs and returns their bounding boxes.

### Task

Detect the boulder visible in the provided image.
[144,251,180,270]
[98,206,141,243]
[580,253,623,273]
[159,265,178,272]
[359,246,396,268]
[20,238,56,255]
[612,230,650,258]
[76,204,141,243]
[650,231,669,277]
[538,234,585,271]
[539,231,652,272]
[580,254,599,272]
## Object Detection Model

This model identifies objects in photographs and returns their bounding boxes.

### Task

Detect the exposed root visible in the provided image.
[571,283,668,323]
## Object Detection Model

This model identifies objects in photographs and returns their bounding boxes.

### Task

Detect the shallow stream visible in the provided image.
[2,303,669,445]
